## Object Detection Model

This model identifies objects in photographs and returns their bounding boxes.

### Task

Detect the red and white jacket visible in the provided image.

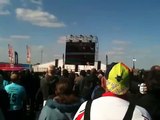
[73,92,151,120]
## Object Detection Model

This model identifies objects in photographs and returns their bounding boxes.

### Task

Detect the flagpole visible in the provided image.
[41,49,43,64]
[26,45,31,70]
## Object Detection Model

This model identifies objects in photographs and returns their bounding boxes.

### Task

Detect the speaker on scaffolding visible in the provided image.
[65,41,95,65]
[97,61,101,70]
[55,59,58,68]
[75,65,78,72]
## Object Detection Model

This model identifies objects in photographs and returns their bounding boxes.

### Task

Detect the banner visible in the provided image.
[26,45,31,63]
[8,44,14,64]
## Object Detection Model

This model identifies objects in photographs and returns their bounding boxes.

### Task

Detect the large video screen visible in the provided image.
[65,42,95,65]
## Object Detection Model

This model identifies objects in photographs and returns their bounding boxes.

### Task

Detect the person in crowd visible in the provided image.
[80,68,100,100]
[4,72,27,120]
[136,65,160,120]
[0,70,10,88]
[74,70,86,96]
[86,69,91,76]
[128,68,147,94]
[38,78,83,120]
[0,85,9,120]
[40,65,59,105]
[19,69,41,120]
[73,62,151,120]
[61,69,75,88]
[97,69,104,80]
[0,74,4,89]
[90,69,105,99]
[0,108,5,120]
[68,71,76,88]
[61,69,69,79]
[90,80,105,100]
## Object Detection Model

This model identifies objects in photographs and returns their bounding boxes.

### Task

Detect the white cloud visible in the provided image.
[57,36,67,44]
[54,54,62,58]
[112,47,124,51]
[0,0,10,15]
[28,45,43,49]
[112,40,130,46]
[37,45,44,50]
[0,0,10,6]
[0,37,10,41]
[30,0,43,5]
[0,10,10,15]
[108,51,125,56]
[0,35,30,42]
[10,35,30,40]
[106,40,130,58]
[16,8,66,28]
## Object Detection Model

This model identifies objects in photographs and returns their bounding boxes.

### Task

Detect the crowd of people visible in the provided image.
[0,62,160,120]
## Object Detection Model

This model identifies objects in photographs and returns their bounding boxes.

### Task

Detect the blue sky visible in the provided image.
[0,0,160,69]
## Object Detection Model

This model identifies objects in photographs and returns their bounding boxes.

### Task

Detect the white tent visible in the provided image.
[32,59,106,72]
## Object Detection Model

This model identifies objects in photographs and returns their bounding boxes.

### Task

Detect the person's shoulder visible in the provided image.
[133,105,151,120]
[40,75,48,83]
[4,83,11,89]
[3,79,9,84]
[19,85,26,91]
[11,83,25,91]
[14,83,24,87]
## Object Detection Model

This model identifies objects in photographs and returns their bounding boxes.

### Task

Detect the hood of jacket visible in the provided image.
[45,98,83,113]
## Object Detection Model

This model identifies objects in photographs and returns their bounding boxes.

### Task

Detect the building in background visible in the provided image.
[32,59,106,72]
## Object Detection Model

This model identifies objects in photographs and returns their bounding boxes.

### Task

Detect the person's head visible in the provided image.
[86,69,91,75]
[10,72,19,83]
[55,78,72,96]
[80,70,86,77]
[98,73,103,80]
[105,62,131,95]
[90,68,97,75]
[144,65,160,93]
[62,69,69,77]
[150,65,160,71]
[47,65,56,75]
[54,78,78,104]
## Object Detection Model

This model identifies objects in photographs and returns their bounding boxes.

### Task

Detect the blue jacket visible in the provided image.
[38,98,83,120]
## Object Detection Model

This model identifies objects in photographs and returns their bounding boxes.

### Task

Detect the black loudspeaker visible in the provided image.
[55,59,58,67]
[97,61,101,70]
[65,42,95,65]
[75,64,78,72]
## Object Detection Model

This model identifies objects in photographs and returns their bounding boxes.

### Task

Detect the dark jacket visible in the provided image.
[0,88,9,119]
[137,91,160,120]
[40,75,59,100]
[38,98,83,120]
[80,74,99,100]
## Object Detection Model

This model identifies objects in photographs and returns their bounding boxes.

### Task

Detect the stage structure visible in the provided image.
[65,35,98,66]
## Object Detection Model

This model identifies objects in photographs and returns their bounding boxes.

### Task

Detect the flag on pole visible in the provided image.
[26,45,31,63]
[8,44,14,64]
